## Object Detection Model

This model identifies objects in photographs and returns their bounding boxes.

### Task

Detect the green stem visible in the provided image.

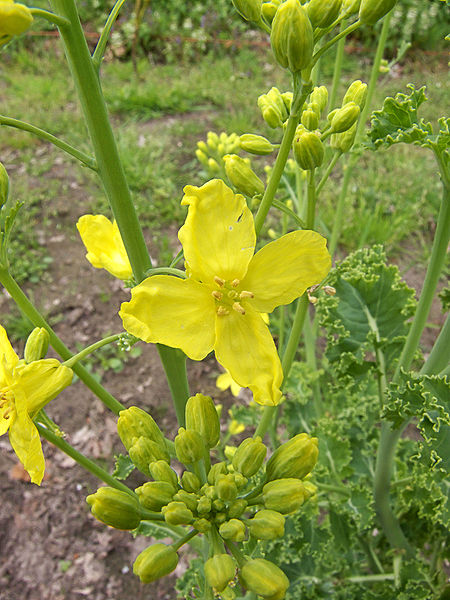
[226,541,246,567]
[144,267,187,279]
[0,269,125,415]
[363,306,387,406]
[312,20,361,66]
[316,151,342,195]
[36,422,135,496]
[306,169,317,229]
[420,315,450,376]
[92,0,128,70]
[272,199,306,229]
[171,529,199,552]
[318,483,350,496]
[329,20,348,109]
[157,345,190,427]
[62,333,122,368]
[0,115,97,170]
[254,75,313,236]
[329,158,354,255]
[347,574,395,584]
[29,7,70,27]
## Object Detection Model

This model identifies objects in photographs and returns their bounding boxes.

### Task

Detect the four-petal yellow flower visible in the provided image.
[120,179,331,406]
[0,326,73,484]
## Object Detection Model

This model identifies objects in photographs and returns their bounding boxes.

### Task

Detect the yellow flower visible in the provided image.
[120,179,331,406]
[229,419,245,436]
[0,0,33,46]
[0,326,73,484]
[77,214,133,280]
[216,370,242,397]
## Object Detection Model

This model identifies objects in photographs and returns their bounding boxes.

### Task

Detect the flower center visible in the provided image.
[212,276,254,316]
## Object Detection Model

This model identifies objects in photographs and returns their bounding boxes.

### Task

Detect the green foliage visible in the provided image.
[112,453,135,480]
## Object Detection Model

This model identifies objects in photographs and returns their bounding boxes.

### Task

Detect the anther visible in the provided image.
[217,306,230,316]
[239,290,254,299]
[324,286,336,296]
[231,279,240,288]
[212,290,223,301]
[214,276,225,287]
[232,302,246,315]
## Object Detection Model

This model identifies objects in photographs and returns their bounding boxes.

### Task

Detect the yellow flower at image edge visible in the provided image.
[77,214,133,280]
[0,0,33,45]
[0,326,72,484]
[120,179,331,406]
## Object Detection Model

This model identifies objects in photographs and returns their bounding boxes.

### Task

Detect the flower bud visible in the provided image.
[343,80,368,109]
[359,0,397,24]
[232,436,267,478]
[133,543,178,584]
[248,509,285,539]
[0,162,9,207]
[216,474,238,502]
[266,432,318,480]
[208,158,221,174]
[219,518,246,542]
[0,1,33,43]
[281,91,293,113]
[330,122,357,153]
[261,0,281,24]
[271,0,314,73]
[196,149,209,166]
[266,87,288,121]
[162,501,193,525]
[240,559,289,599]
[223,154,265,197]
[174,427,205,465]
[197,140,208,153]
[303,480,318,500]
[181,470,201,493]
[207,131,219,149]
[293,128,324,171]
[227,498,248,519]
[330,101,360,133]
[129,436,169,476]
[233,472,248,489]
[215,512,227,524]
[202,483,217,500]
[135,481,175,511]
[204,554,236,593]
[262,478,306,514]
[149,460,178,488]
[306,0,342,28]
[86,487,142,530]
[213,498,226,512]
[24,328,50,363]
[301,107,319,131]
[208,461,228,485]
[257,96,284,129]
[197,495,212,515]
[173,489,198,512]
[240,134,274,155]
[193,517,211,532]
[310,85,328,113]
[185,393,220,448]
[117,406,166,453]
[341,0,361,15]
[232,0,262,22]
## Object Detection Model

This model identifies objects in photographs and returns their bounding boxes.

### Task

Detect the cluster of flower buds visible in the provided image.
[257,86,292,129]
[195,131,241,177]
[329,79,367,153]
[86,394,319,597]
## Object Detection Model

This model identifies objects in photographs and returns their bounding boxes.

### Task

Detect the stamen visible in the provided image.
[217,306,230,316]
[232,302,246,315]
[239,290,254,299]
[227,290,238,299]
[324,286,336,296]
[214,276,225,287]
[212,291,223,301]
[231,279,240,288]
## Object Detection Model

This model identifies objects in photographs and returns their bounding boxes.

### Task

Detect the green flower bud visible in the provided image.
[213,498,226,512]
[117,406,166,453]
[215,512,227,524]
[233,472,248,489]
[359,0,397,24]
[261,0,281,24]
[232,436,267,478]
[330,101,360,133]
[173,489,198,512]
[281,91,293,113]
[262,478,306,514]
[341,0,361,16]
[327,108,339,123]
[303,480,318,500]
[293,128,324,171]
[310,85,328,113]
[342,80,368,109]
[240,558,289,599]
[162,501,193,525]
[197,140,208,153]
[133,543,178,584]
[247,509,285,539]
[185,393,220,448]
[232,0,262,23]
[306,0,342,28]
[196,148,209,166]
[202,483,217,500]
[266,432,319,480]
[219,518,246,542]
[208,158,221,174]
[129,436,169,477]
[0,162,9,207]
[193,517,211,533]
[223,154,265,198]
[204,554,236,593]
[181,470,201,493]
[330,122,357,153]
[86,487,142,530]
[271,0,314,73]
[240,134,274,155]
[149,460,178,488]
[174,427,205,465]
[301,107,319,131]
[197,495,212,515]
[257,96,284,129]
[228,498,248,518]
[135,481,175,512]
[216,474,238,502]
[207,131,219,149]
[208,461,228,485]
[24,327,50,363]
[266,87,288,121]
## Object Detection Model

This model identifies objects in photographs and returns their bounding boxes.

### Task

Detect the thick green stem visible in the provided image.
[329,20,348,109]
[92,0,128,70]
[157,345,190,427]
[316,151,342,195]
[63,333,122,368]
[0,269,125,414]
[347,574,395,584]
[420,315,450,376]
[30,7,69,27]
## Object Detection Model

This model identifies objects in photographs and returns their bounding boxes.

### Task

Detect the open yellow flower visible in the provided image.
[0,326,73,484]
[120,179,331,406]
[0,0,33,46]
[77,214,133,280]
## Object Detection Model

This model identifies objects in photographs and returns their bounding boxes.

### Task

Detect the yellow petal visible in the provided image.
[77,214,133,280]
[9,387,45,485]
[179,179,256,283]
[214,306,283,406]
[14,360,73,417]
[241,230,331,313]
[0,2,33,37]
[0,325,19,373]
[120,275,216,361]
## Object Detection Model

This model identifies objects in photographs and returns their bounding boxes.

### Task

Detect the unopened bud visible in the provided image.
[149,460,178,488]
[0,1,33,41]
[330,102,360,133]
[307,0,342,28]
[216,473,238,502]
[133,543,178,584]
[185,393,220,448]
[266,433,318,480]
[204,554,236,593]
[232,436,267,478]
[162,501,193,525]
[174,427,205,465]
[232,0,262,23]
[293,128,324,171]
[24,328,50,363]
[208,158,221,174]
[196,149,209,166]
[233,472,248,489]
[239,558,289,599]
[181,470,201,493]
[219,518,246,542]
[310,86,328,113]
[258,96,284,129]
[173,489,198,512]
[261,0,281,24]
[0,162,9,207]
[228,498,248,519]
[208,461,228,485]
[117,407,166,453]
[343,80,368,109]
[86,487,142,530]
[271,0,314,73]
[193,517,211,532]
[266,87,288,121]
[263,478,307,514]
[129,436,169,477]
[197,495,212,515]
[240,134,274,155]
[247,509,285,539]
[330,122,357,153]
[135,481,175,511]
[301,107,319,131]
[223,154,265,197]
[281,91,293,113]
[359,0,397,24]
[341,0,361,15]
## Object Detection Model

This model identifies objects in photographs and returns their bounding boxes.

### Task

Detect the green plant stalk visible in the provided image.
[303,311,323,415]
[92,0,128,69]
[50,0,190,425]
[0,115,97,170]
[0,269,125,415]
[347,574,395,583]
[144,267,187,279]
[62,333,122,368]
[30,7,69,27]
[312,20,361,67]
[329,20,348,109]
[157,345,190,427]
[316,150,342,195]
[420,314,450,376]
[171,529,199,552]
